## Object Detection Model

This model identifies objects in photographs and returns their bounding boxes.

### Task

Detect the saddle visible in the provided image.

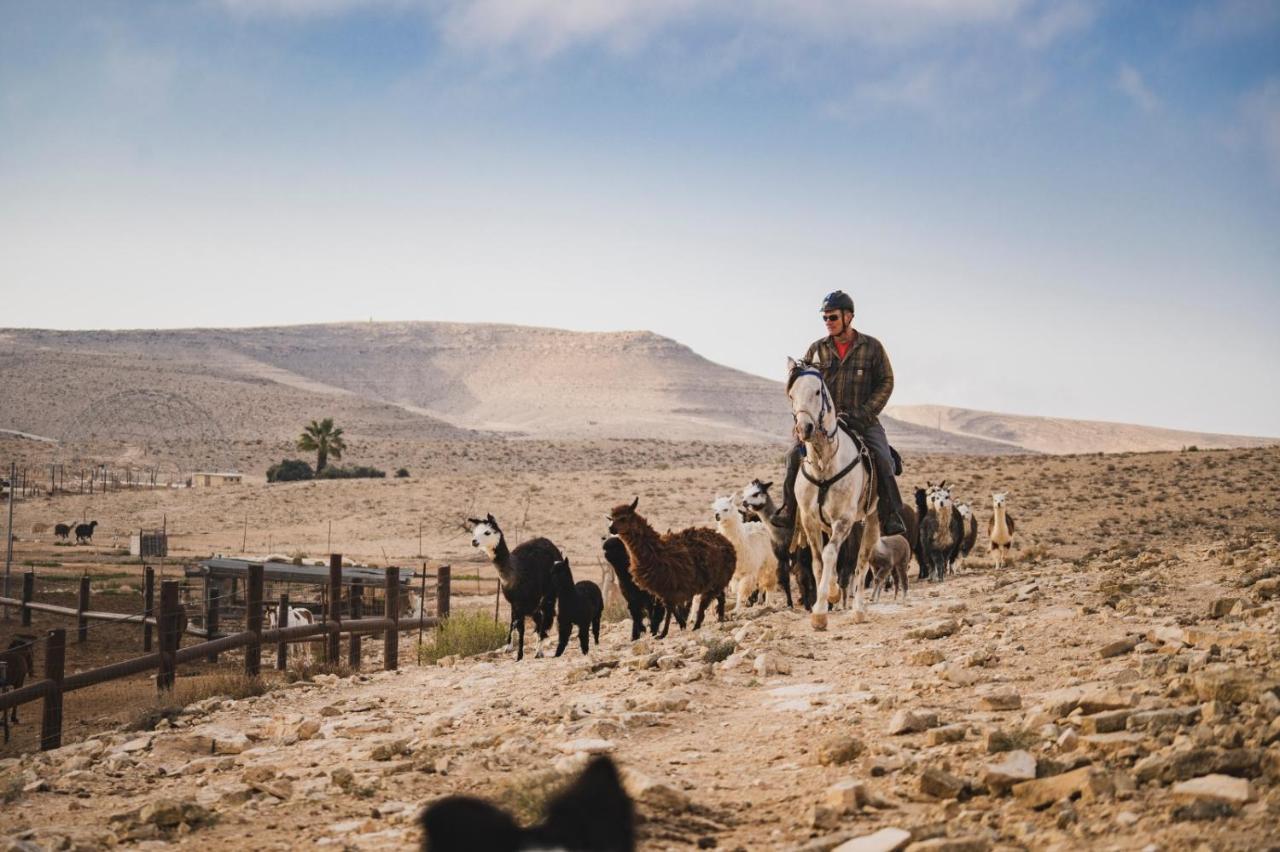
[833,415,904,475]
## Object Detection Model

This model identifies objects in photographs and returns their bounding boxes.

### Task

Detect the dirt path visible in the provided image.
[3,532,1276,851]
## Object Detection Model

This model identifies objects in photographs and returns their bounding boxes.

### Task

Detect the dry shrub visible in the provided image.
[1,771,23,804]
[417,610,508,664]
[285,660,354,683]
[124,673,269,731]
[493,768,571,824]
[601,595,630,624]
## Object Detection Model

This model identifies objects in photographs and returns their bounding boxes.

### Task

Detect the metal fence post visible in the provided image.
[327,554,342,665]
[77,575,90,643]
[157,581,179,692]
[276,593,289,671]
[21,571,34,627]
[143,566,155,651]
[245,563,263,678]
[348,579,362,670]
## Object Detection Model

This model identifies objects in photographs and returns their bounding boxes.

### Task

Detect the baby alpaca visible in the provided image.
[552,558,604,657]
[867,534,910,602]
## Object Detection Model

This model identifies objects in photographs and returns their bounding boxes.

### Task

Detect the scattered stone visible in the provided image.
[1098,637,1139,659]
[621,770,691,810]
[818,735,866,766]
[1134,747,1263,784]
[1208,598,1242,618]
[809,803,842,831]
[889,710,939,735]
[906,839,991,852]
[831,827,912,852]
[908,619,959,640]
[824,780,868,813]
[1076,688,1130,715]
[1253,578,1280,600]
[979,687,1021,711]
[1171,774,1254,805]
[926,725,966,746]
[1056,729,1079,752]
[1012,767,1114,810]
[1172,799,1237,822]
[941,666,982,687]
[982,750,1036,794]
[910,649,945,667]
[1080,709,1131,735]
[919,767,966,800]
[1127,707,1199,733]
[557,738,615,755]
[1193,666,1266,704]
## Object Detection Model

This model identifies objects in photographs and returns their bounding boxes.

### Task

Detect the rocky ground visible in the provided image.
[3,531,1278,851]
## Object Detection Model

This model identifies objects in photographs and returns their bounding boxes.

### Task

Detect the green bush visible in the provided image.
[267,458,314,482]
[417,610,508,664]
[315,464,386,480]
[395,467,410,478]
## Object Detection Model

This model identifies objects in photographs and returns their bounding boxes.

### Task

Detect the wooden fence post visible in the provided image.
[143,566,155,651]
[77,575,90,644]
[383,567,399,671]
[327,554,342,665]
[245,563,263,678]
[205,581,220,662]
[348,579,362,670]
[41,629,65,751]
[157,580,179,692]
[21,571,34,627]
[436,565,451,620]
[276,593,289,671]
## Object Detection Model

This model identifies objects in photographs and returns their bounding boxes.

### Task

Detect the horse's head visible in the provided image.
[785,357,831,442]
[606,498,640,535]
[467,513,502,555]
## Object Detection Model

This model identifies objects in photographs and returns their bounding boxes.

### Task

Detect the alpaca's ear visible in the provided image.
[629,496,639,511]
[464,517,481,528]
[604,514,613,523]
[760,481,772,491]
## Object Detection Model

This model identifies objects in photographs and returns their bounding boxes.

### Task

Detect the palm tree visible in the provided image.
[297,418,346,473]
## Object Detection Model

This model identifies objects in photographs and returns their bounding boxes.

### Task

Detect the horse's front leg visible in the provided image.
[824,519,854,608]
[800,517,832,630]
[852,513,879,619]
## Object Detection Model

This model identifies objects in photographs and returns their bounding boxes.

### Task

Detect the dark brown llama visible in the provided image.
[606,498,735,639]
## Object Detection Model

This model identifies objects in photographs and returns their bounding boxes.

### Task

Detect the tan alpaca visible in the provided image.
[988,492,1016,568]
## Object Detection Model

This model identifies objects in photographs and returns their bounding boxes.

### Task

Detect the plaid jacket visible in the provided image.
[803,332,894,426]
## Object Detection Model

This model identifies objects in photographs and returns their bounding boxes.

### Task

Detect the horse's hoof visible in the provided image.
[852,609,867,624]
[810,613,828,631]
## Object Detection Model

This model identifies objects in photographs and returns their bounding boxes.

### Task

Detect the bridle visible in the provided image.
[789,367,870,525]
[788,369,837,442]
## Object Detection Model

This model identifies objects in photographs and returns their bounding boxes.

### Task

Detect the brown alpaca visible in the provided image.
[607,498,736,639]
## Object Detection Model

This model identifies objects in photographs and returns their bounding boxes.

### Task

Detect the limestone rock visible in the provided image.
[1098,637,1138,659]
[818,735,866,766]
[926,725,966,746]
[910,649,945,667]
[832,827,912,852]
[906,839,991,852]
[1011,767,1114,809]
[979,687,1021,711]
[1171,774,1254,805]
[809,803,842,831]
[1080,709,1131,735]
[889,710,939,735]
[982,750,1036,793]
[908,619,959,640]
[919,766,966,800]
[824,779,868,813]
[1193,666,1266,704]
[557,738,615,755]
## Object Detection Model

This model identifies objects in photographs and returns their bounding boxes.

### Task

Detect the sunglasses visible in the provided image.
[822,314,841,322]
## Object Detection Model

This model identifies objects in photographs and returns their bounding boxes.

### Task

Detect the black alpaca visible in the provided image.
[1,635,37,743]
[54,523,71,541]
[914,489,932,581]
[551,559,603,657]
[420,755,634,852]
[469,514,559,661]
[601,536,667,641]
[74,520,97,544]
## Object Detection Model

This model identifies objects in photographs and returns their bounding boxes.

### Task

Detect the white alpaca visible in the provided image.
[988,492,1016,569]
[264,605,315,662]
[713,496,778,610]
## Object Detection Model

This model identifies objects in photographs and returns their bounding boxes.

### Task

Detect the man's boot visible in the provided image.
[875,468,907,538]
[772,443,804,527]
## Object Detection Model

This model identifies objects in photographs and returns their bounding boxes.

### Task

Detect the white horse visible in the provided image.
[785,358,879,630]
[264,604,315,662]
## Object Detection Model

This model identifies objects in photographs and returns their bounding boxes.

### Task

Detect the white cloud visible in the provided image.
[1020,0,1095,49]
[1116,63,1160,114]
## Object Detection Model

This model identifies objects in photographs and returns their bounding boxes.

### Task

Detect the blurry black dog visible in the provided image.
[420,755,634,852]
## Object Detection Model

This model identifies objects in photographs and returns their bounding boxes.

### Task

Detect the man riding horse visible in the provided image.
[774,290,907,538]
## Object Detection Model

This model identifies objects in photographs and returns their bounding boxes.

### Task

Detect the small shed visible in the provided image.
[130,529,168,557]
[192,471,243,487]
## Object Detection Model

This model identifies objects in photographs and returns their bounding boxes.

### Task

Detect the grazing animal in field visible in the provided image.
[606,498,735,638]
[551,559,603,657]
[469,514,560,660]
[988,493,1016,568]
[1,634,37,741]
[54,523,72,541]
[868,534,911,602]
[264,604,315,661]
[420,755,634,852]
[956,502,979,559]
[741,479,815,610]
[601,536,667,641]
[919,482,957,583]
[713,496,778,610]
[74,520,98,544]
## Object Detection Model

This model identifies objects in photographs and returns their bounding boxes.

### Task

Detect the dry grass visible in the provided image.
[284,660,354,683]
[492,768,571,824]
[417,610,509,664]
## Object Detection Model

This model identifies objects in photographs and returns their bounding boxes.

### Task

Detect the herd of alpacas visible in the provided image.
[469,481,1016,661]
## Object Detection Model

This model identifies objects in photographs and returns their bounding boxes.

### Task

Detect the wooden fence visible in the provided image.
[0,557,451,751]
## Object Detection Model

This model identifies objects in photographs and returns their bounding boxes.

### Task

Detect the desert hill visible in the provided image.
[0,324,1016,458]
[887,404,1277,456]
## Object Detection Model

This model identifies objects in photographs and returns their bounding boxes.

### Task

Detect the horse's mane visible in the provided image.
[786,359,819,392]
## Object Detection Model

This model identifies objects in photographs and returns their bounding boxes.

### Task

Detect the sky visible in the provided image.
[2,0,1278,437]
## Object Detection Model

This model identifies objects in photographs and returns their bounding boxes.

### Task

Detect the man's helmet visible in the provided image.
[820,290,854,315]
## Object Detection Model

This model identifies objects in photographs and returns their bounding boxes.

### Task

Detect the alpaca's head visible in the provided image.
[606,497,640,535]
[467,513,502,556]
[742,479,772,511]
[992,492,1007,509]
[712,496,738,525]
[551,558,574,586]
[601,535,627,566]
[927,484,952,512]
[955,502,972,520]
